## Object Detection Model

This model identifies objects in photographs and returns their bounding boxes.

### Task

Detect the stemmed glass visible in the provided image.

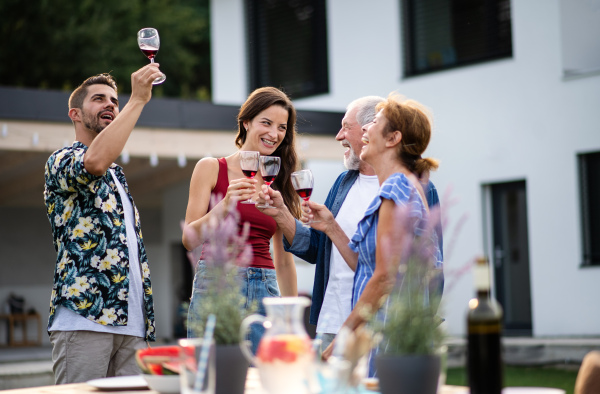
[256,156,281,208]
[291,169,320,224]
[240,151,260,204]
[137,27,166,85]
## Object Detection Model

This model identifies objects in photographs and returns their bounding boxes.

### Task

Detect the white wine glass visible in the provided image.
[256,156,281,208]
[291,169,320,224]
[137,27,166,85]
[240,151,260,204]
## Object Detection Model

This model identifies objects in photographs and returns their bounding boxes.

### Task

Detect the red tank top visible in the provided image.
[201,157,277,269]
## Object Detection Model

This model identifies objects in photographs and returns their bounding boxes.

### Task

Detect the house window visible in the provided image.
[402,0,513,76]
[246,0,329,99]
[560,0,600,77]
[579,152,600,266]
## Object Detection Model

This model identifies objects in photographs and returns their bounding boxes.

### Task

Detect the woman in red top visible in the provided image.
[182,87,302,351]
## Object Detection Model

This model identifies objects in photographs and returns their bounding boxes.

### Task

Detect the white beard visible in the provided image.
[344,148,360,171]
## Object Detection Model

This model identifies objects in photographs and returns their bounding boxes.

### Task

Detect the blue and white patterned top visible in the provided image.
[349,172,441,309]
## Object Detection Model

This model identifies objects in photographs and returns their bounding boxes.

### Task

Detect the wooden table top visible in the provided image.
[0,367,470,393]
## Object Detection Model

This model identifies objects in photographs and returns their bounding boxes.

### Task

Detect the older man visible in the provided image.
[259,96,444,352]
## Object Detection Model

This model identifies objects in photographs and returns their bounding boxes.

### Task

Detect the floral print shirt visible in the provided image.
[44,141,155,341]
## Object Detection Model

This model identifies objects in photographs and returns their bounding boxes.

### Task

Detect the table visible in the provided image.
[0,313,42,347]
[0,367,470,393]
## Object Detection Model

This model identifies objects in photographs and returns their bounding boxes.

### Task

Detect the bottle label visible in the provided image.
[474,263,490,290]
[468,322,502,335]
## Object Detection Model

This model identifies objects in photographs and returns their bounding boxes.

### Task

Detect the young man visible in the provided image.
[44,64,163,384]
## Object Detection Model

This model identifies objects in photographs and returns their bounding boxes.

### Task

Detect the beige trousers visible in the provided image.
[50,330,146,384]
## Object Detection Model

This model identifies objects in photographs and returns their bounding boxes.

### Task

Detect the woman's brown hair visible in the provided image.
[376,94,439,177]
[236,87,301,218]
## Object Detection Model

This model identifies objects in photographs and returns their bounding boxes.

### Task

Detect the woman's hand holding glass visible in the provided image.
[256,187,286,218]
[226,177,258,205]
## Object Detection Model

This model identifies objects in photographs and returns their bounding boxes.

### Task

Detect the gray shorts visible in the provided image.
[50,330,146,384]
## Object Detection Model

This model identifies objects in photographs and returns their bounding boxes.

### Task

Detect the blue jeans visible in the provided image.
[187,261,280,354]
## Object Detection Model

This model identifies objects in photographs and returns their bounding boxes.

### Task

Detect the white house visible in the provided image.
[209,0,600,338]
[1,0,598,346]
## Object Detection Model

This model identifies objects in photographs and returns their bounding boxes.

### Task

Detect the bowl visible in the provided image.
[141,374,180,394]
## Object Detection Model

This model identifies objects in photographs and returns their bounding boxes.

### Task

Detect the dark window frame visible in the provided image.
[579,151,600,267]
[246,0,329,99]
[402,0,513,77]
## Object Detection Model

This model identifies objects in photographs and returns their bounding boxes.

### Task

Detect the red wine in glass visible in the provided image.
[295,188,313,201]
[256,156,281,208]
[140,45,158,60]
[263,175,277,185]
[240,151,260,204]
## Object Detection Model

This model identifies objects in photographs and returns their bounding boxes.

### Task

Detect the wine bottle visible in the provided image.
[467,256,503,394]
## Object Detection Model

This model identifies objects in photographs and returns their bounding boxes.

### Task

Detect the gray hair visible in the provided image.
[347,96,385,126]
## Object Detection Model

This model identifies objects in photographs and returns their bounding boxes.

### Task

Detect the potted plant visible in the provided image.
[372,204,446,394]
[184,197,253,394]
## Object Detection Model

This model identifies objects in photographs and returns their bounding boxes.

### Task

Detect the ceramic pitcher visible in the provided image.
[240,296,314,394]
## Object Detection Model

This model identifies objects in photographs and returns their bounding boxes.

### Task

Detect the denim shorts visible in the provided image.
[187,261,280,354]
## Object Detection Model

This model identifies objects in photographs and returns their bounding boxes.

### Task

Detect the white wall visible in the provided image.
[211,0,600,337]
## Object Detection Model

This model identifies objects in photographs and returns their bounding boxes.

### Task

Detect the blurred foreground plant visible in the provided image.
[373,203,446,356]
[183,196,253,345]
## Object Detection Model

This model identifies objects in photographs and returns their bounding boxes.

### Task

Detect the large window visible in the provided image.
[402,0,513,76]
[579,152,600,266]
[246,0,329,99]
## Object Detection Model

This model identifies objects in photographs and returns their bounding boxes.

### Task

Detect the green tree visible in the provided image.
[0,0,211,99]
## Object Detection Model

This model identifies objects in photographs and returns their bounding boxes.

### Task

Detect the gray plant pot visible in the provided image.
[375,354,441,394]
[216,344,250,394]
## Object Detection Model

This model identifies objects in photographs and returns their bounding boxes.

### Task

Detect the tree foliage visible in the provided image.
[0,0,211,99]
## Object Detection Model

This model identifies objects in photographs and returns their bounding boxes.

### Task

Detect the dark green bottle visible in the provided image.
[467,257,504,394]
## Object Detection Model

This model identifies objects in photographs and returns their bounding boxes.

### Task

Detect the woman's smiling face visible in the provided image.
[242,105,288,155]
[360,109,389,163]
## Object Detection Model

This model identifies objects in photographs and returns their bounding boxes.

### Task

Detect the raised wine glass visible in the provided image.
[137,27,166,85]
[240,151,260,204]
[291,169,320,224]
[256,156,281,208]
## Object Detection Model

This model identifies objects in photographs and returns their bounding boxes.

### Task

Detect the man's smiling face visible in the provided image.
[80,84,119,134]
[335,106,363,170]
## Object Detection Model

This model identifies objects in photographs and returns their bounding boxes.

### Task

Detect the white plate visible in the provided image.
[434,386,565,394]
[86,375,149,390]
[503,388,566,394]
[142,374,180,393]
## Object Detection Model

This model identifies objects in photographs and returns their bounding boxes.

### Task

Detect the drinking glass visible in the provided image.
[291,169,320,224]
[256,156,281,208]
[137,27,166,85]
[240,151,260,204]
[179,338,215,394]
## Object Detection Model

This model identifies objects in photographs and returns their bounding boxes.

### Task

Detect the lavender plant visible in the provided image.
[184,196,254,345]
[373,203,446,356]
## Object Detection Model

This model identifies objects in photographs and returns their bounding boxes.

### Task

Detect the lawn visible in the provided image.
[446,366,579,394]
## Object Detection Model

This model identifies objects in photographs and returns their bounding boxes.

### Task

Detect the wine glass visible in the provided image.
[137,27,166,85]
[256,156,281,208]
[291,169,320,224]
[240,151,260,204]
